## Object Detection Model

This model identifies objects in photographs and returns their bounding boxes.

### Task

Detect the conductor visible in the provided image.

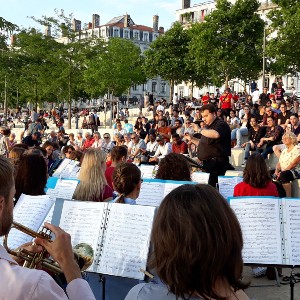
[185,104,231,187]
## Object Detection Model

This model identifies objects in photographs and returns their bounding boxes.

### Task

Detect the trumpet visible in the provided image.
[3,221,94,274]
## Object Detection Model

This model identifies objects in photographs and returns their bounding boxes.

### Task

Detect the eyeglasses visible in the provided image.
[104,136,109,139]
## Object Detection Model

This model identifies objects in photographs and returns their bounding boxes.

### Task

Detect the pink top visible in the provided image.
[0,245,95,300]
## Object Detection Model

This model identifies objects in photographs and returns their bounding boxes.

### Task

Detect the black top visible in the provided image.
[259,93,270,106]
[248,126,266,144]
[197,118,231,160]
[278,111,291,125]
[23,135,40,147]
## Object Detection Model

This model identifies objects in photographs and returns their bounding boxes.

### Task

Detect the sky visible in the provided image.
[0,0,204,32]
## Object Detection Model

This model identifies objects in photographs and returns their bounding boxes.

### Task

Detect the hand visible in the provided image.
[241,143,246,148]
[184,133,192,141]
[191,123,200,131]
[250,141,255,148]
[35,223,81,283]
[11,242,43,266]
[149,157,158,162]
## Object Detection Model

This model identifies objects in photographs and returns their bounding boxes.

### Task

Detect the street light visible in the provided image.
[0,49,8,125]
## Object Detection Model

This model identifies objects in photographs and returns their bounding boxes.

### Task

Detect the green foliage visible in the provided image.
[267,0,300,74]
[189,0,264,86]
[84,38,146,97]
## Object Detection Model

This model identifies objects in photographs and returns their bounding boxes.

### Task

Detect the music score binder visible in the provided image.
[229,196,300,266]
[52,200,156,280]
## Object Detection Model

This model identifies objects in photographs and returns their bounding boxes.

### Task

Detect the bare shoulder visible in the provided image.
[233,289,250,300]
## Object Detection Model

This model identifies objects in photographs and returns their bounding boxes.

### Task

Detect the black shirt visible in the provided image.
[259,93,270,106]
[248,126,266,144]
[278,111,291,125]
[23,135,40,147]
[197,117,231,160]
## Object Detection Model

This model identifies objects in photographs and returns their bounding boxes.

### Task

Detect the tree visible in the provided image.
[144,22,191,101]
[267,0,300,75]
[84,38,146,98]
[189,0,264,88]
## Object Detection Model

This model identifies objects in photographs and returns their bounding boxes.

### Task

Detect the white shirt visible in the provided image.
[156,105,165,112]
[252,90,260,103]
[279,146,300,172]
[91,139,103,148]
[146,141,158,153]
[154,142,172,160]
[172,95,178,105]
[0,245,95,300]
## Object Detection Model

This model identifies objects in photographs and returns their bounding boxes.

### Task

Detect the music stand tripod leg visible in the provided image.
[99,274,106,300]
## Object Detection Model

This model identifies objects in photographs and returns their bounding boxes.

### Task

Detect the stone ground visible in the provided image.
[243,266,300,300]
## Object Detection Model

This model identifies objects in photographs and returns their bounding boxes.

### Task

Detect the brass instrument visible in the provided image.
[3,221,94,273]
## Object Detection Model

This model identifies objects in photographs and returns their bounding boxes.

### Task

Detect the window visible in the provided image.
[134,31,139,40]
[114,29,119,37]
[142,84,147,92]
[179,87,184,98]
[124,30,129,39]
[143,33,149,42]
[132,84,138,91]
[152,82,157,93]
[153,34,158,41]
[102,29,106,37]
[161,83,166,94]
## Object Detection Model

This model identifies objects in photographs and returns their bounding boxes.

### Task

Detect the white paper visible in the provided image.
[283,199,300,265]
[218,176,243,199]
[230,197,282,264]
[191,172,210,184]
[58,200,106,272]
[46,179,79,200]
[98,204,156,279]
[5,195,54,250]
[52,158,80,179]
[139,165,155,179]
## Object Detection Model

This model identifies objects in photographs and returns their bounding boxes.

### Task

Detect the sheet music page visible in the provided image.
[46,179,79,200]
[136,179,165,206]
[52,158,71,178]
[58,200,106,272]
[163,182,185,198]
[4,194,54,249]
[282,198,300,265]
[139,165,155,179]
[218,176,243,199]
[191,172,210,184]
[98,204,156,279]
[230,197,282,264]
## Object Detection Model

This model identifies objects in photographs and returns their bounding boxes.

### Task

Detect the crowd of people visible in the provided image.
[0,82,300,299]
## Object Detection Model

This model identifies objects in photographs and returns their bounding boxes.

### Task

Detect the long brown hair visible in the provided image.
[112,162,141,203]
[243,153,271,188]
[150,184,248,299]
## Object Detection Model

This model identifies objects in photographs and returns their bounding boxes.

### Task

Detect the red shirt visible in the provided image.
[202,95,210,105]
[82,138,95,150]
[158,127,171,142]
[220,93,233,109]
[105,166,115,189]
[233,181,279,197]
[172,141,188,154]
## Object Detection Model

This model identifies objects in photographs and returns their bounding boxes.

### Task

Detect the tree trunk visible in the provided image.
[35,83,38,111]
[68,74,72,129]
[225,75,229,90]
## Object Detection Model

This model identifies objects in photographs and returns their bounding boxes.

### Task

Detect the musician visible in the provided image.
[185,104,232,187]
[125,184,249,299]
[0,156,95,300]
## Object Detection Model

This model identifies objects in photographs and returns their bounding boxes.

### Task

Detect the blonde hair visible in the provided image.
[73,149,107,202]
[283,131,298,146]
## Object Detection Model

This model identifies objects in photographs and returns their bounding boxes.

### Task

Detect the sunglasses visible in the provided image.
[104,136,109,139]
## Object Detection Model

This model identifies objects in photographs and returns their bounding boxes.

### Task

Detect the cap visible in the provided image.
[156,135,164,141]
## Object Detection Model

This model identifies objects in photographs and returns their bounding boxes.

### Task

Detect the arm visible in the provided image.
[282,155,300,171]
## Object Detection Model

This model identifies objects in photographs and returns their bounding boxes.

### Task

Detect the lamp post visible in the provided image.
[262,26,266,89]
[0,49,8,125]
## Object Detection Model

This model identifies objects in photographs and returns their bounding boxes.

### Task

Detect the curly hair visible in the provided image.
[112,162,141,204]
[150,184,249,299]
[155,153,191,181]
[243,153,271,188]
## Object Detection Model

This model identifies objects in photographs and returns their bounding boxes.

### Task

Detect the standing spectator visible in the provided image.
[250,80,257,93]
[275,83,285,101]
[30,108,38,122]
[139,96,144,115]
[124,119,134,134]
[252,88,260,104]
[259,87,270,106]
[172,92,178,107]
[219,88,233,117]
[88,113,97,133]
[81,116,88,129]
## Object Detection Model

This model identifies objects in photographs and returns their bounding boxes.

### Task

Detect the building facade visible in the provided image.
[174,0,299,98]
[53,14,170,102]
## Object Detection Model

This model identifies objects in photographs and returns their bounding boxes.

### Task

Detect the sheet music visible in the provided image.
[218,176,243,199]
[52,158,80,179]
[191,172,210,184]
[4,194,54,249]
[136,179,195,207]
[139,165,155,179]
[283,198,300,265]
[97,204,156,279]
[230,197,282,264]
[58,200,106,272]
[46,179,79,200]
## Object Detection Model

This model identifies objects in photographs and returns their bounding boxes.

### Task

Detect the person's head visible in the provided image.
[130,133,140,145]
[158,119,166,128]
[112,162,142,203]
[290,113,299,126]
[77,132,83,140]
[263,87,268,93]
[116,123,122,130]
[150,184,247,299]
[8,147,26,167]
[173,110,179,117]
[249,117,258,128]
[50,131,56,138]
[15,152,47,200]
[185,119,192,127]
[93,132,101,141]
[111,146,128,163]
[68,150,83,164]
[155,153,191,181]
[73,149,108,202]
[280,103,287,112]
[266,100,272,107]
[42,141,54,158]
[282,131,297,146]
[174,119,182,127]
[229,110,236,118]
[171,133,181,145]
[85,132,92,140]
[293,100,299,108]
[68,133,75,140]
[9,133,16,141]
[201,104,217,125]
[243,105,250,114]
[243,153,271,188]
[103,133,111,142]
[63,145,75,158]
[266,116,276,127]
[149,133,156,143]
[156,135,165,146]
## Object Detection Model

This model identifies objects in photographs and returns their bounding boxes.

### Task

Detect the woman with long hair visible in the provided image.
[112,162,142,204]
[155,153,191,181]
[73,148,113,202]
[234,153,278,197]
[125,184,249,300]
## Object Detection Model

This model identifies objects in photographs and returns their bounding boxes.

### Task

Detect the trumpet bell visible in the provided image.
[73,243,94,271]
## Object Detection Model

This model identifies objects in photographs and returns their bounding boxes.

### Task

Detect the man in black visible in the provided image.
[23,132,40,147]
[186,104,231,187]
[259,87,270,106]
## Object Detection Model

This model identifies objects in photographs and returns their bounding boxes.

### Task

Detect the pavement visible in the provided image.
[243,266,300,300]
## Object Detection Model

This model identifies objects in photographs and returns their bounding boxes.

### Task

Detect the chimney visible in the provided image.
[153,15,159,31]
[159,26,164,33]
[72,19,82,32]
[92,14,100,28]
[182,0,191,9]
[44,25,51,37]
[124,13,131,28]
[88,22,93,29]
